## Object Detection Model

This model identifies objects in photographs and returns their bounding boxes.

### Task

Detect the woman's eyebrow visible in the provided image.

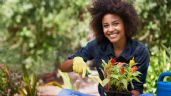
[102,23,109,25]
[102,19,120,25]
[112,19,120,23]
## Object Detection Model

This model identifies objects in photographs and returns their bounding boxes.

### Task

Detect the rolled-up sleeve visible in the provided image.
[67,41,95,61]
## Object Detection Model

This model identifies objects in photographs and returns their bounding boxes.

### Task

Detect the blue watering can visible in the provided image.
[157,72,171,96]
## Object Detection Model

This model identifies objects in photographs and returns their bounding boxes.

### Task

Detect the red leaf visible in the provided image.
[120,67,125,75]
[131,66,138,73]
[111,58,116,65]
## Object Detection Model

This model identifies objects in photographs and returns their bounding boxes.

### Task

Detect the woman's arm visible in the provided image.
[60,40,95,72]
[60,59,73,72]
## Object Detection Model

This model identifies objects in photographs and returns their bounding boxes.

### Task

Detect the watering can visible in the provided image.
[157,72,171,96]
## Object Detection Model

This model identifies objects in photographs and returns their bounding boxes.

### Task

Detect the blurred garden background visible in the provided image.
[0,0,171,95]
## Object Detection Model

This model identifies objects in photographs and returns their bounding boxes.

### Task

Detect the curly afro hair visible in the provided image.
[88,0,140,43]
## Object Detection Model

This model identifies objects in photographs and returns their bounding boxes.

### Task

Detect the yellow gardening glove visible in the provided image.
[72,56,91,78]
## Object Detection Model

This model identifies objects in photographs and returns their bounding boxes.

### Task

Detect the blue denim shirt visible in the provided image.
[68,39,150,95]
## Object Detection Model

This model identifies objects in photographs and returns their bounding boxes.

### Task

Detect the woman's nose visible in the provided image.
[108,25,114,32]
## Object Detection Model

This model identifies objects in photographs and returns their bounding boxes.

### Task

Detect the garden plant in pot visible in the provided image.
[101,58,141,96]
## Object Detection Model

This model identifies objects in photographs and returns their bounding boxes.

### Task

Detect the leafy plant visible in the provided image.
[19,64,38,96]
[144,46,171,94]
[0,0,90,74]
[101,58,141,93]
[43,69,74,90]
[0,64,22,95]
[0,64,9,95]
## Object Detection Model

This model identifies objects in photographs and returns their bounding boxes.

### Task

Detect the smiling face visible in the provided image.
[102,13,126,44]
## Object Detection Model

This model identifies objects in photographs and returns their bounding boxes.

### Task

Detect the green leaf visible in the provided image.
[102,59,107,65]
[111,75,119,80]
[59,70,73,89]
[132,71,142,76]
[133,77,142,83]
[130,81,134,89]
[30,74,38,96]
[102,78,110,87]
[19,88,27,96]
[121,79,128,90]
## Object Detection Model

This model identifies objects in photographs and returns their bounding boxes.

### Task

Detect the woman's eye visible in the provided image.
[112,22,119,26]
[103,25,109,28]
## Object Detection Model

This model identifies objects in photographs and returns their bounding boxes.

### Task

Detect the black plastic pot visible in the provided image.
[105,90,131,96]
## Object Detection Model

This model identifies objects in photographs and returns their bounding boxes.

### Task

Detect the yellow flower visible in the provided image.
[129,57,135,67]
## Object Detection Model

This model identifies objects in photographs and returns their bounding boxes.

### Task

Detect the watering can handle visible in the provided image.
[158,72,171,82]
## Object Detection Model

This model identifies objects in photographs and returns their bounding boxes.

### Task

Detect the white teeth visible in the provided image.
[109,32,118,38]
[109,34,117,38]
[109,33,117,35]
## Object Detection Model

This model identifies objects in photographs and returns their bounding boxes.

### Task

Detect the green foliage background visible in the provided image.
[0,0,90,73]
[0,0,171,94]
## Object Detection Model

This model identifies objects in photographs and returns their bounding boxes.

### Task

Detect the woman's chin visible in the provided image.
[109,39,119,44]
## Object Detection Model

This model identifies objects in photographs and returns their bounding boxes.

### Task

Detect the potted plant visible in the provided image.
[101,58,141,96]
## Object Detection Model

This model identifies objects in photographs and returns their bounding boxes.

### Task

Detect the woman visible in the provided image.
[60,0,150,96]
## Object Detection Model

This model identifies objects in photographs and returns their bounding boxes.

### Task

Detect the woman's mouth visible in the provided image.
[109,32,119,38]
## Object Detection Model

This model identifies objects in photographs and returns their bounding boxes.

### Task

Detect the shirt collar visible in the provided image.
[103,41,114,58]
[120,39,133,61]
[103,39,133,61]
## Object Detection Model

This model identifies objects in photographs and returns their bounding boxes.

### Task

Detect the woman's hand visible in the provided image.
[131,90,140,96]
[73,56,90,78]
